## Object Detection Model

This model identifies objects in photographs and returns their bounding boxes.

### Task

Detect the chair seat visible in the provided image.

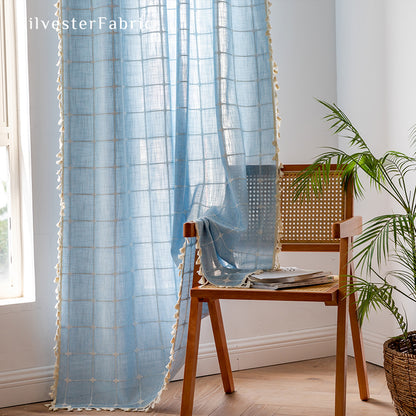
[191,279,339,304]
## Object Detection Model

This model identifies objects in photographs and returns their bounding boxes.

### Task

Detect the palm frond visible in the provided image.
[381,152,416,178]
[409,124,416,155]
[380,152,416,208]
[292,150,346,201]
[387,269,416,299]
[348,277,408,338]
[292,148,371,201]
[312,101,415,210]
[353,214,414,272]
[317,100,371,152]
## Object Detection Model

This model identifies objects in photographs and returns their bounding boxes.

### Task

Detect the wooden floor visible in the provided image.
[0,357,395,416]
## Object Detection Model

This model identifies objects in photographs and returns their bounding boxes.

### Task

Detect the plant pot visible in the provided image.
[384,331,416,416]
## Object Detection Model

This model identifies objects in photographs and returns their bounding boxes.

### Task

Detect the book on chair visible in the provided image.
[246,267,335,290]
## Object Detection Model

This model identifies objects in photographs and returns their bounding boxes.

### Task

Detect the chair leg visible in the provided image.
[349,291,370,401]
[181,297,203,416]
[335,294,348,416]
[207,299,235,393]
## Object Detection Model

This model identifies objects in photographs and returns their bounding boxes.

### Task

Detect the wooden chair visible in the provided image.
[180,164,370,416]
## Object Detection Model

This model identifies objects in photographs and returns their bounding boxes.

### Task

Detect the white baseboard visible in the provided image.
[348,329,387,367]
[2,325,361,407]
[173,325,337,380]
[0,366,54,408]
[364,330,388,363]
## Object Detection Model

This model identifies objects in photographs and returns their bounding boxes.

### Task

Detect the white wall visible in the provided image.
[0,0,59,407]
[274,0,337,162]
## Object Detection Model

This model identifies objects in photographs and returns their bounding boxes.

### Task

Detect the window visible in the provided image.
[0,0,34,302]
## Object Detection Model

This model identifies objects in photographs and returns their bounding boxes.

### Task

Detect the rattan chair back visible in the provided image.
[280,164,351,251]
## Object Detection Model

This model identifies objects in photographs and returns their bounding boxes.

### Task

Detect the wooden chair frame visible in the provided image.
[180,164,370,416]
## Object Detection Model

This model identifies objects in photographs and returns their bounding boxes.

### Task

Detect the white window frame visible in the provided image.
[0,0,34,303]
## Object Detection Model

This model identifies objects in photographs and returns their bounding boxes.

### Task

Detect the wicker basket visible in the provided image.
[384,331,416,416]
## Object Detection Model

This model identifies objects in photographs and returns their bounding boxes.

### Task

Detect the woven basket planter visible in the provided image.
[384,331,416,416]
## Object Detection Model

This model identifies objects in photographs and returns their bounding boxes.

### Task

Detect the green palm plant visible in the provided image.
[293,100,416,341]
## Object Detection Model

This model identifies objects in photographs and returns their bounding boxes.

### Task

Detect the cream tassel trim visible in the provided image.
[194,229,207,286]
[50,0,66,408]
[264,0,282,270]
[142,239,189,412]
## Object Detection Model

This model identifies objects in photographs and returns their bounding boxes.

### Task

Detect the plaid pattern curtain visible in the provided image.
[52,0,279,410]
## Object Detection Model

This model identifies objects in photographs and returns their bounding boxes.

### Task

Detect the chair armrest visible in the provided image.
[184,222,197,237]
[332,216,362,239]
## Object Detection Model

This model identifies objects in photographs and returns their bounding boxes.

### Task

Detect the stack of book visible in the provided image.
[246,267,335,290]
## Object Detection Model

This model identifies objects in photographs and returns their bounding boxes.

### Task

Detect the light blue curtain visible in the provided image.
[53,0,277,410]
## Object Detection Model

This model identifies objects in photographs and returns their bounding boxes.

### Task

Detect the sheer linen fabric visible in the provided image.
[52,0,279,410]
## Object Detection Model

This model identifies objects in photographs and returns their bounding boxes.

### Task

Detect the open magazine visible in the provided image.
[246,267,335,290]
